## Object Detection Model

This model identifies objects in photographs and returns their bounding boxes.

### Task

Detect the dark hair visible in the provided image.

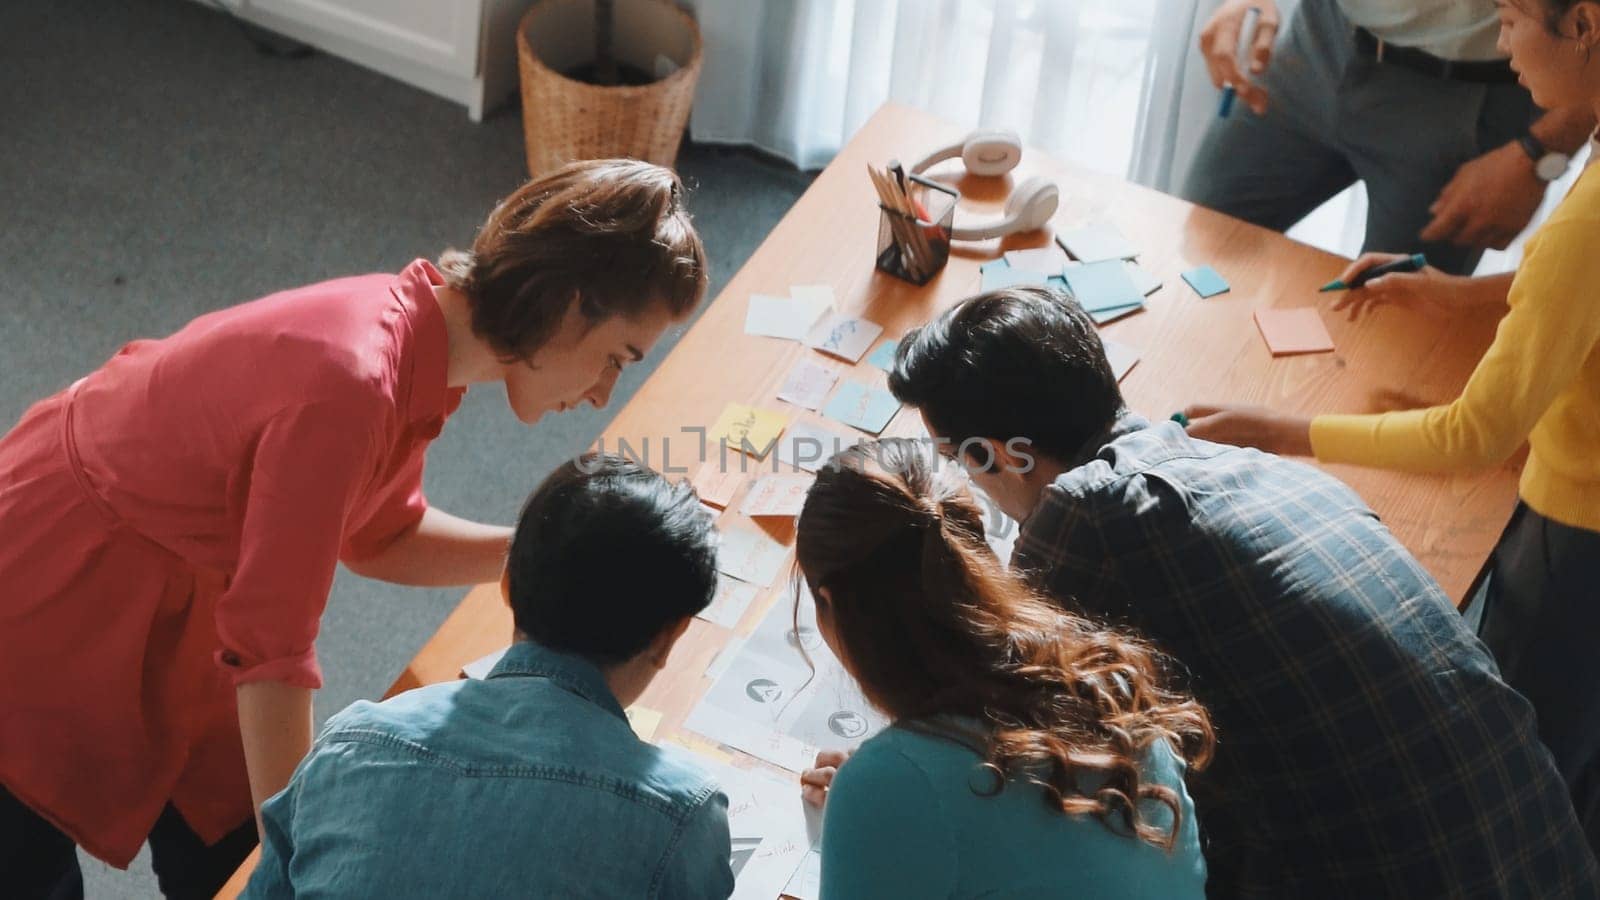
[888,286,1124,465]
[438,159,708,362]
[795,438,1214,850]
[1515,0,1590,35]
[507,453,717,666]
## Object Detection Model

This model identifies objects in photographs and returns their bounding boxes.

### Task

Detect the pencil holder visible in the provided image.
[874,175,957,286]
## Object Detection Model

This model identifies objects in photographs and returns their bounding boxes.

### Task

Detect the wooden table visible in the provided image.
[217,102,1518,898]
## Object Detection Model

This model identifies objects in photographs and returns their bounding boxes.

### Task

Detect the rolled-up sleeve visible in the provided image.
[215,402,380,688]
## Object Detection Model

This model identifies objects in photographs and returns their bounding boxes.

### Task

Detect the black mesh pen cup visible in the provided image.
[875,175,957,286]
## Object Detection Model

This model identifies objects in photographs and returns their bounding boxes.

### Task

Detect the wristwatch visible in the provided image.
[1518,134,1572,182]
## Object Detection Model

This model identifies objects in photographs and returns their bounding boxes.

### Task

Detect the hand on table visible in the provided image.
[1199,0,1282,116]
[1329,253,1468,322]
[1182,404,1314,457]
[1421,142,1545,250]
[800,749,852,809]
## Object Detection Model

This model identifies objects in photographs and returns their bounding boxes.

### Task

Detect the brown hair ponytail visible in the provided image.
[795,438,1214,850]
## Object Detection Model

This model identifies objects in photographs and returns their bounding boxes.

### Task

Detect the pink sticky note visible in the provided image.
[692,464,745,509]
[1254,308,1334,356]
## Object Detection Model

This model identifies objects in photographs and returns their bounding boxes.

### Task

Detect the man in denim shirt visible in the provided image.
[886,287,1598,898]
[245,454,734,899]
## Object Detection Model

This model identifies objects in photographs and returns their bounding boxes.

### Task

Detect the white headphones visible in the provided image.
[911,129,1060,242]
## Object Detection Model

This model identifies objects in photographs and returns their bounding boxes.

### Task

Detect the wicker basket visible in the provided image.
[516,0,703,178]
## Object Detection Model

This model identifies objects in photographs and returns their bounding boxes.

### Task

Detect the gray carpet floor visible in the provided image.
[1,1,813,894]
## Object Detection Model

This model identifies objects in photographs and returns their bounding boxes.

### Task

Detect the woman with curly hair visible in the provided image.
[793,437,1214,898]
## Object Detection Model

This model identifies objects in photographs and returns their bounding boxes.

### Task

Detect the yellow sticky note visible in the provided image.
[708,404,786,460]
[626,706,663,742]
[662,732,735,765]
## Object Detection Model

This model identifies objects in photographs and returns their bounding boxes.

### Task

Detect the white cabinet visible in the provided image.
[221,0,530,120]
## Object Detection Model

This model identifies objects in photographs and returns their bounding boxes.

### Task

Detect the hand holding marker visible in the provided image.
[1170,254,1432,427]
[1218,6,1263,118]
[1319,253,1428,292]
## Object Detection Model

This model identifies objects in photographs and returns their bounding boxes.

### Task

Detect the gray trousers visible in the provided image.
[1179,0,1536,275]
[1479,502,1600,856]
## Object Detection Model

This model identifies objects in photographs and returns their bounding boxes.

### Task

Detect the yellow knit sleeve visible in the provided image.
[1310,213,1600,473]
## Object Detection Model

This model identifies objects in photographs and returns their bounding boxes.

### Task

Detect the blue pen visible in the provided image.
[1219,7,1262,119]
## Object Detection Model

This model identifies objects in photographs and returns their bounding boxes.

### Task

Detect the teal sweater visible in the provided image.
[821,724,1206,898]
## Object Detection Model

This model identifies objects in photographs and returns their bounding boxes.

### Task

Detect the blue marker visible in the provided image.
[1320,253,1427,292]
[1219,6,1262,119]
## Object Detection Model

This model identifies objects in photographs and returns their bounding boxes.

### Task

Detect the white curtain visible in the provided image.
[687,0,1186,179]
[683,0,1564,272]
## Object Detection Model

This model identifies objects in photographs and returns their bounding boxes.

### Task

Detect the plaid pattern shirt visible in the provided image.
[1013,415,1598,899]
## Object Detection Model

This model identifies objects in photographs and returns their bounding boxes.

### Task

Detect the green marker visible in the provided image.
[1170,411,1189,427]
[1320,253,1426,292]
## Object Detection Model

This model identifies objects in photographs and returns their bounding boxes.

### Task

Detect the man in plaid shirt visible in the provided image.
[888,286,1598,898]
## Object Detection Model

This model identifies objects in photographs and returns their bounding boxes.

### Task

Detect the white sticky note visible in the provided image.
[1100,337,1140,383]
[1003,246,1068,274]
[461,646,509,680]
[717,522,790,587]
[775,420,858,473]
[739,473,813,518]
[776,359,840,411]
[1056,223,1139,263]
[805,314,884,363]
[1125,261,1162,296]
[745,292,832,341]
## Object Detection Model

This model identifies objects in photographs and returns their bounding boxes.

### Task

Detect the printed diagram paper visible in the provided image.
[686,587,886,772]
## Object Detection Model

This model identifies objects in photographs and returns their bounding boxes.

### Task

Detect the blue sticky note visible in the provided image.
[1090,302,1143,325]
[823,381,901,435]
[982,265,1049,292]
[979,258,1011,275]
[1045,274,1070,295]
[1063,260,1144,313]
[1181,265,1230,298]
[867,339,899,372]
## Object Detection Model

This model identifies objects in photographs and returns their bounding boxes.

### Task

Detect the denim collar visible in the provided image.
[485,640,627,722]
[1064,410,1150,470]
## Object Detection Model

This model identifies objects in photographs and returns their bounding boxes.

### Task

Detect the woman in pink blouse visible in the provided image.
[0,159,708,898]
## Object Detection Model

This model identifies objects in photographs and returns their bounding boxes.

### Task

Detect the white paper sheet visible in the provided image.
[672,750,814,900]
[783,850,823,900]
[461,646,508,679]
[686,589,887,772]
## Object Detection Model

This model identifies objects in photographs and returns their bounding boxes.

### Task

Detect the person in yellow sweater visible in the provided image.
[1183,0,1600,853]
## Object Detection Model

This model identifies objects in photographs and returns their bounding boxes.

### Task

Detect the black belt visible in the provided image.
[1353,27,1519,84]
